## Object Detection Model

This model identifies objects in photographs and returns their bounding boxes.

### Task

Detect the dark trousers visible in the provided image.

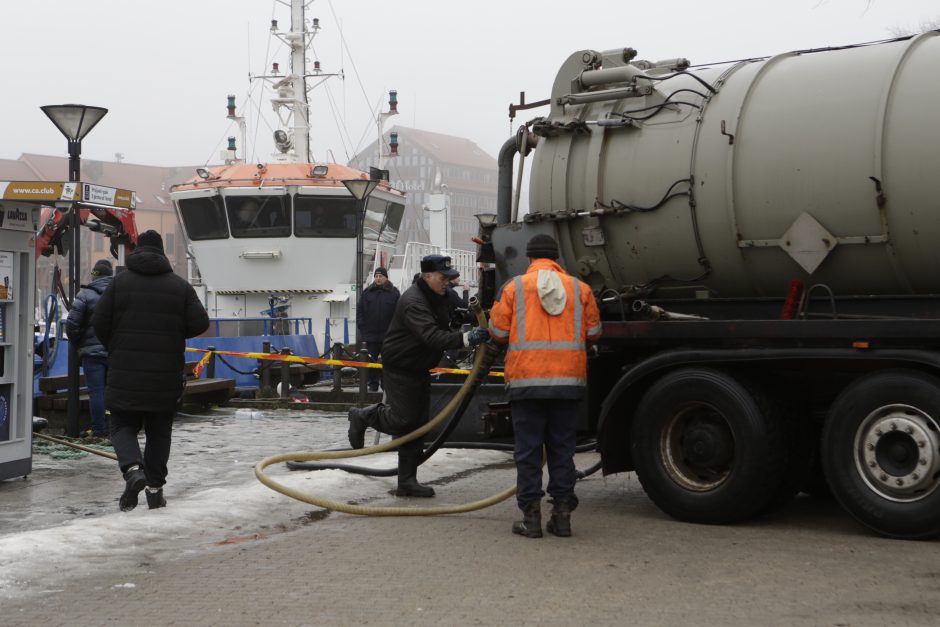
[511,398,580,511]
[81,356,108,435]
[366,341,384,391]
[110,409,174,488]
[370,367,430,460]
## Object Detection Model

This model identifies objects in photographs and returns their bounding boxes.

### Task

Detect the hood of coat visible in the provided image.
[365,280,396,293]
[85,275,114,294]
[526,258,568,316]
[126,246,173,275]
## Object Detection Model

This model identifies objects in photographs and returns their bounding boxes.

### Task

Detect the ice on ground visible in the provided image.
[0,408,512,601]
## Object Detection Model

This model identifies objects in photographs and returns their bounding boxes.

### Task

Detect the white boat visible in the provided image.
[169,0,405,385]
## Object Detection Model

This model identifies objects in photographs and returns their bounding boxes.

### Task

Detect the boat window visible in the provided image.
[178,196,229,240]
[226,195,291,238]
[379,202,405,244]
[363,196,386,241]
[294,196,357,237]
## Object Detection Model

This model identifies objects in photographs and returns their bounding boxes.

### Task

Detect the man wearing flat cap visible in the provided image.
[356,266,400,392]
[348,254,489,496]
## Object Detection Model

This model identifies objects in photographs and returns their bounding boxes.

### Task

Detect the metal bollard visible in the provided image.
[206,345,216,379]
[357,343,370,402]
[280,347,291,398]
[260,340,271,391]
[332,342,343,393]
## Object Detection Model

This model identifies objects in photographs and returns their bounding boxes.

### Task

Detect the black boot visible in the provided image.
[146,487,167,510]
[347,404,380,449]
[119,466,147,512]
[394,442,435,497]
[546,499,572,537]
[512,502,543,538]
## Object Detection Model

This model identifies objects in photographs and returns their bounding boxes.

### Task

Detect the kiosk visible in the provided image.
[0,181,134,481]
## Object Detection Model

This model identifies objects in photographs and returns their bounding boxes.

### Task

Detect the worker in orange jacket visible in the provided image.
[488,233,602,538]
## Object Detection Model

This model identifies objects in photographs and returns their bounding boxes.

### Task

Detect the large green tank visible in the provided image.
[521,32,940,298]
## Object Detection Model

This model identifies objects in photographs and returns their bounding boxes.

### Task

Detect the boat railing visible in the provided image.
[203,316,314,337]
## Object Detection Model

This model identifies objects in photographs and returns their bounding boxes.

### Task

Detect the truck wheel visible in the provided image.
[630,368,788,524]
[821,370,940,539]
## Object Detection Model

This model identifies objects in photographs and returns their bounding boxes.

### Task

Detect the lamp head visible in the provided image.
[41,104,108,142]
[341,178,379,201]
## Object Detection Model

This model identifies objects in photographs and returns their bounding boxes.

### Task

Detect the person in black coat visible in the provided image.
[65,259,114,438]
[356,267,400,391]
[92,230,209,512]
[347,255,489,497]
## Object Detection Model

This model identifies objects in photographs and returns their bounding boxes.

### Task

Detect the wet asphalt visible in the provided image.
[1,407,939,626]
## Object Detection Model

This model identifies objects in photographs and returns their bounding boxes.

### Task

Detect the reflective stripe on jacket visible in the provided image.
[489,258,602,400]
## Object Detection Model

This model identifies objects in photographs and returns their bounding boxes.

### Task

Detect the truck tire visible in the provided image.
[821,369,940,539]
[630,368,790,524]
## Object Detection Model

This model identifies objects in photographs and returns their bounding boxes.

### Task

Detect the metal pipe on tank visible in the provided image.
[497,135,520,224]
[497,130,539,224]
[578,65,644,88]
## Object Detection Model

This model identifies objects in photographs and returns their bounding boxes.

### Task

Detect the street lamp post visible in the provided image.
[341,178,379,347]
[41,104,108,438]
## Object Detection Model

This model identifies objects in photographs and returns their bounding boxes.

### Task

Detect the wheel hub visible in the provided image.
[662,406,735,492]
[855,405,940,502]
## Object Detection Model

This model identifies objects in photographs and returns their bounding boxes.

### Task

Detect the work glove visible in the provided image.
[464,327,491,348]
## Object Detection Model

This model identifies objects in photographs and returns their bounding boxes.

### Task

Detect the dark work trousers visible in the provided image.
[511,398,580,512]
[370,367,430,460]
[365,341,384,391]
[110,409,174,488]
[81,356,108,435]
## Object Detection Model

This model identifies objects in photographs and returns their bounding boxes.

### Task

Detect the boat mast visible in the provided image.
[264,0,340,163]
[289,0,310,163]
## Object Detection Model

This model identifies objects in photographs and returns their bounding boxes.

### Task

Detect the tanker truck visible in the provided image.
[475,31,940,539]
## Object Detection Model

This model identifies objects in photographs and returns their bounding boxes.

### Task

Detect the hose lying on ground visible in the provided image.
[286,440,600,477]
[256,300,535,516]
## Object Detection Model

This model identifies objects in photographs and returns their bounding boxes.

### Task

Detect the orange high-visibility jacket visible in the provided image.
[489,258,602,400]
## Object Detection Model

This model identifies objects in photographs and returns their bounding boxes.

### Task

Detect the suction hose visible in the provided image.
[255,300,525,515]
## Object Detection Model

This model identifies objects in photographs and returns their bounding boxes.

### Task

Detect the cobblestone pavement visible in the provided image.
[2,408,940,626]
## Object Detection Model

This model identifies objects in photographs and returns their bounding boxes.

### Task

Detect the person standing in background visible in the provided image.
[92,230,209,512]
[356,267,400,392]
[64,258,114,440]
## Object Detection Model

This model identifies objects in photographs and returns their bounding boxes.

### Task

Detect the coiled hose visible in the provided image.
[255,301,534,515]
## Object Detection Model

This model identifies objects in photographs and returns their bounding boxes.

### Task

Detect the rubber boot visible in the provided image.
[347,403,380,449]
[394,442,435,497]
[512,502,543,538]
[546,499,572,537]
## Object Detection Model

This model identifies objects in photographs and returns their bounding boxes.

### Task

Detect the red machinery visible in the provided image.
[35,204,138,258]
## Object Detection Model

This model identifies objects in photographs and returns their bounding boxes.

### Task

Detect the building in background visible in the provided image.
[349,126,497,253]
[0,154,195,296]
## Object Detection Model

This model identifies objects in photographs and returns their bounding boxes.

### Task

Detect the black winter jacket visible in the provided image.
[65,275,113,359]
[91,246,209,412]
[381,278,464,374]
[356,281,400,343]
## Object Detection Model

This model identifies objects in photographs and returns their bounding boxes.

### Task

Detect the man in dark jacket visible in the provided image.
[64,258,114,438]
[347,254,488,496]
[92,230,209,512]
[356,266,400,391]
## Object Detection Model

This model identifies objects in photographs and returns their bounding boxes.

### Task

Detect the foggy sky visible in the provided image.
[3,0,937,169]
